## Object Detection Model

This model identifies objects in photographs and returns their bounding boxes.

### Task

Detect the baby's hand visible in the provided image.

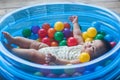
[69,16,78,24]
[45,53,56,64]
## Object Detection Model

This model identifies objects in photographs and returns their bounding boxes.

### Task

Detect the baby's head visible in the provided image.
[82,40,112,59]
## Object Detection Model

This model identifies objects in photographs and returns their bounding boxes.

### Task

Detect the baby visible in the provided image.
[2,16,111,65]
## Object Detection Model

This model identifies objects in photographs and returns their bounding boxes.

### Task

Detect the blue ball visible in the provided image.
[83,71,91,75]
[29,34,38,40]
[31,26,40,34]
[104,34,113,42]
[95,66,103,71]
[91,21,101,30]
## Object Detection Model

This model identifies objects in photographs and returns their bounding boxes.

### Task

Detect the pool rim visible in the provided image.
[0,2,120,69]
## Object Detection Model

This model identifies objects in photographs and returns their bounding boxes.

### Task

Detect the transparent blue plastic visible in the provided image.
[0,3,120,80]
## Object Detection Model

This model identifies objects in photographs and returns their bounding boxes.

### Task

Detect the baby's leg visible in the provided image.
[11,48,46,64]
[2,32,48,49]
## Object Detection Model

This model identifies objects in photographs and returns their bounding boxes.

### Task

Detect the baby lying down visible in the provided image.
[2,16,111,65]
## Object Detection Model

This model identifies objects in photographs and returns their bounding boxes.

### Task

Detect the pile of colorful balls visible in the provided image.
[22,21,116,48]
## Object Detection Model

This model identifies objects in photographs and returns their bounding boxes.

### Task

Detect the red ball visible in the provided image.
[110,42,116,47]
[67,37,78,46]
[38,29,47,38]
[42,37,51,46]
[42,23,51,31]
[64,22,70,29]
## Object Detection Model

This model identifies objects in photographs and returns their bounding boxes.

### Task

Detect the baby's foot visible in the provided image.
[45,53,56,64]
[3,41,13,50]
[2,32,14,44]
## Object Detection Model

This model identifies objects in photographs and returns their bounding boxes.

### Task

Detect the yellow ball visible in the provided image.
[79,52,90,63]
[87,27,97,37]
[54,21,64,31]
[82,32,89,40]
[85,37,93,42]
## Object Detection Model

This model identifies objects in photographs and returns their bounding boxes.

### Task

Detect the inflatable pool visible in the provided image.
[0,3,120,80]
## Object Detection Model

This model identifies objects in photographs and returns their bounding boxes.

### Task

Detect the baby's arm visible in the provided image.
[46,54,80,65]
[69,16,84,44]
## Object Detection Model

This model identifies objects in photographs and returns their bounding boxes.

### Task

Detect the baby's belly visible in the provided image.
[38,46,81,60]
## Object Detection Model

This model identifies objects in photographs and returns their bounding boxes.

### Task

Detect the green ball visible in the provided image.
[59,40,67,46]
[34,72,43,76]
[98,31,106,36]
[94,34,104,40]
[22,29,31,37]
[54,31,64,42]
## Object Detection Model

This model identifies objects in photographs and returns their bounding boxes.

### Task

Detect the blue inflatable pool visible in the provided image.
[0,3,120,80]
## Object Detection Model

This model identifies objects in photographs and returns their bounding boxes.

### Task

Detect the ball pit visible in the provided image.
[0,3,120,80]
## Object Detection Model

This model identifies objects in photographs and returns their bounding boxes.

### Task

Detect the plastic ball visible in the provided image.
[79,52,90,63]
[59,40,67,46]
[54,21,64,31]
[94,34,104,40]
[54,31,64,42]
[40,69,50,75]
[91,21,101,30]
[104,60,112,66]
[82,32,89,40]
[85,38,93,42]
[38,29,47,38]
[110,41,116,47]
[42,23,51,31]
[87,27,97,37]
[63,28,71,38]
[104,34,113,42]
[51,41,58,46]
[47,73,57,78]
[72,72,81,77]
[22,29,31,37]
[75,67,85,73]
[67,37,78,46]
[94,66,103,71]
[98,31,106,36]
[34,72,43,76]
[64,68,75,75]
[42,37,51,46]
[59,73,69,78]
[83,71,91,75]
[30,34,38,40]
[64,22,70,29]
[31,26,40,34]
[51,69,64,75]
[48,28,56,38]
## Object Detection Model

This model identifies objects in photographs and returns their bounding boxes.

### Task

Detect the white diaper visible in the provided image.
[38,45,82,60]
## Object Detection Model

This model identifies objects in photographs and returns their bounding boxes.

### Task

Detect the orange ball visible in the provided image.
[48,28,56,38]
[51,41,58,46]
